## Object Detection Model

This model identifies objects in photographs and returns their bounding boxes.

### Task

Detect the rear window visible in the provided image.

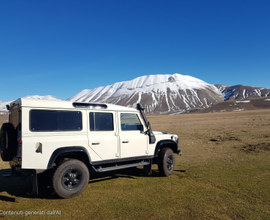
[30,110,82,131]
[10,108,21,130]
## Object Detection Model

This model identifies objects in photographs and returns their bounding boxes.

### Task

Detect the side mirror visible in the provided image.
[137,125,143,131]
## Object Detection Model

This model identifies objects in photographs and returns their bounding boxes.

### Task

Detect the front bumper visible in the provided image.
[177,150,182,156]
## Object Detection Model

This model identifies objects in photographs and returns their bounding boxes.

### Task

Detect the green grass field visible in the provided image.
[1,110,270,219]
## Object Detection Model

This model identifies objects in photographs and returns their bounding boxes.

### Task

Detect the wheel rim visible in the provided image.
[61,168,82,190]
[167,155,174,171]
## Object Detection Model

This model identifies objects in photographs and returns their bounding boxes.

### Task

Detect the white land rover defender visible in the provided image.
[0,98,181,199]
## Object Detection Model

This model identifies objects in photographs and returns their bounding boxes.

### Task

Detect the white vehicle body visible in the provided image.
[1,98,181,198]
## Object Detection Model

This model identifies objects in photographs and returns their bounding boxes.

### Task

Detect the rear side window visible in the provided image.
[30,110,82,131]
[89,112,114,131]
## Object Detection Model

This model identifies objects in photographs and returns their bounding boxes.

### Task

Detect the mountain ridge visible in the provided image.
[1,74,270,114]
[214,84,270,101]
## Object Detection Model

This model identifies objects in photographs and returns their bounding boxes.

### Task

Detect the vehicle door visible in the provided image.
[87,111,119,160]
[118,112,149,158]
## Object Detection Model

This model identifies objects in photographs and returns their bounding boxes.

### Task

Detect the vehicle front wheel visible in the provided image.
[52,159,89,199]
[158,148,175,177]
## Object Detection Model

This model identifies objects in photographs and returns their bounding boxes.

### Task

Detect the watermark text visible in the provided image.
[0,210,61,216]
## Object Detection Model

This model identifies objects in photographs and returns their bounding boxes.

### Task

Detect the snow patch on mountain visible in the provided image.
[214,84,229,92]
[23,95,61,101]
[235,100,250,103]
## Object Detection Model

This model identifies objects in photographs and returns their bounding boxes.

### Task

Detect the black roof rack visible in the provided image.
[72,102,107,109]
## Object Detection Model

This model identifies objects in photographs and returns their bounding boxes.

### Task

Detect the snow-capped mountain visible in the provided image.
[22,95,61,101]
[0,95,60,112]
[0,100,13,112]
[214,84,229,93]
[68,73,224,114]
[215,85,270,101]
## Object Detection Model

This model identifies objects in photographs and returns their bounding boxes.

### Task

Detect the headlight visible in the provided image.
[171,135,178,143]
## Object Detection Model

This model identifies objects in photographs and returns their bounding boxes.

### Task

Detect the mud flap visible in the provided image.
[32,170,38,195]
[143,159,152,175]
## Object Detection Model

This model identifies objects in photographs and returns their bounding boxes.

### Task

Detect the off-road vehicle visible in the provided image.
[0,98,181,199]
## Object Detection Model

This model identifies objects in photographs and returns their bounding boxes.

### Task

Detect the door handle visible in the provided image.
[92,142,100,145]
[122,141,129,144]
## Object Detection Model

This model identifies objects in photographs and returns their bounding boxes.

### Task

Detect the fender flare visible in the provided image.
[154,140,178,157]
[47,146,91,169]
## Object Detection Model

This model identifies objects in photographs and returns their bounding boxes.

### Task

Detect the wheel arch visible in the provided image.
[154,140,178,157]
[47,146,91,169]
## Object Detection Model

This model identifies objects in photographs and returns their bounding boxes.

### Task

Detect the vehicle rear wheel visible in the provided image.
[158,148,175,176]
[52,159,89,199]
[0,123,17,161]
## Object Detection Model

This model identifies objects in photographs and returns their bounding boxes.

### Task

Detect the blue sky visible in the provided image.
[1,0,270,101]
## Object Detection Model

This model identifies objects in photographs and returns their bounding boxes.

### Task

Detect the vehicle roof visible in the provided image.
[10,98,138,112]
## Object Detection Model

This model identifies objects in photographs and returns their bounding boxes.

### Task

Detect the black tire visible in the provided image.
[0,123,17,161]
[158,148,175,177]
[52,159,89,199]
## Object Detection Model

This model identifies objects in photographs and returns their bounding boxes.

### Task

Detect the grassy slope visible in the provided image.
[0,110,270,219]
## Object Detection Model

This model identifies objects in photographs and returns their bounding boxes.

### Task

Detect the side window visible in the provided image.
[120,113,143,131]
[30,110,82,131]
[30,110,57,131]
[58,111,82,131]
[89,112,114,131]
